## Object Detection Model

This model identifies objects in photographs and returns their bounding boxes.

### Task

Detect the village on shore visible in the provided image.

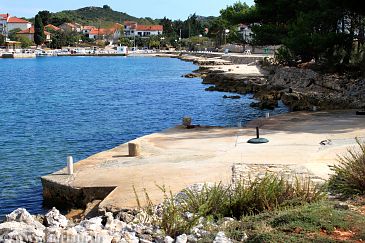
[0,10,258,58]
[1,2,365,242]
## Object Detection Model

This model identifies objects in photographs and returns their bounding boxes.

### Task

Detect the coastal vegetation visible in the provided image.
[34,14,45,46]
[329,139,365,197]
[135,174,325,238]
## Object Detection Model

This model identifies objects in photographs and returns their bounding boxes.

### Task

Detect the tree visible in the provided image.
[119,37,132,47]
[17,36,33,48]
[34,14,45,46]
[38,10,51,26]
[8,28,21,41]
[159,17,175,37]
[0,34,5,46]
[220,2,256,25]
[103,5,111,10]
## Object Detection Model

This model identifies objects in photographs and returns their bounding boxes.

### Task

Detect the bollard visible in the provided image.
[128,143,141,157]
[256,127,260,139]
[67,156,74,175]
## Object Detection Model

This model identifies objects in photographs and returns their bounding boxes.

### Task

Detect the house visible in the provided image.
[59,23,79,32]
[0,14,9,35]
[124,21,163,37]
[45,24,60,32]
[16,27,51,43]
[136,25,163,37]
[124,21,138,36]
[81,25,95,36]
[88,23,122,41]
[238,23,253,42]
[7,17,32,32]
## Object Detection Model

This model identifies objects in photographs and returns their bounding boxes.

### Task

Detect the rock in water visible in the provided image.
[213,232,232,243]
[45,207,68,228]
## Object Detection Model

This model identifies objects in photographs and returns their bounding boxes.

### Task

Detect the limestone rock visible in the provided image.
[213,232,232,243]
[176,234,188,243]
[121,231,139,243]
[164,235,174,243]
[45,207,68,228]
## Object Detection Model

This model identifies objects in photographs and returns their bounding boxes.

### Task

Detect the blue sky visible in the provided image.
[0,0,254,20]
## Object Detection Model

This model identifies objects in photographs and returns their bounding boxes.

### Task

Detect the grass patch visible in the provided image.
[328,138,365,197]
[223,200,365,242]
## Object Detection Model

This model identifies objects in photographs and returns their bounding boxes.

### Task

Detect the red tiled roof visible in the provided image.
[89,28,114,35]
[0,14,9,20]
[45,24,60,31]
[8,17,30,23]
[90,24,121,35]
[17,27,50,35]
[136,25,163,31]
[83,25,95,30]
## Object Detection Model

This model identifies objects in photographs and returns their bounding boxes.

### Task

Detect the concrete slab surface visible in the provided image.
[42,110,365,212]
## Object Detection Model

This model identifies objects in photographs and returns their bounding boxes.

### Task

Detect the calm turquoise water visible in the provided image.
[0,56,287,218]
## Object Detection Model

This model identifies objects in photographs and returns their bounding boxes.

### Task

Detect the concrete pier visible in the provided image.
[41,110,365,212]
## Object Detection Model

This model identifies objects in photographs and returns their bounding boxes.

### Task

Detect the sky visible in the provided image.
[0,0,254,20]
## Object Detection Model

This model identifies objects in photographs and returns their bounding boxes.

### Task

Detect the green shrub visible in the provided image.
[328,138,365,197]
[179,174,324,219]
[134,185,198,238]
[135,174,325,237]
[274,46,295,66]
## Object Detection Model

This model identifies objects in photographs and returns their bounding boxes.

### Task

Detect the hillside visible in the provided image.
[31,5,158,27]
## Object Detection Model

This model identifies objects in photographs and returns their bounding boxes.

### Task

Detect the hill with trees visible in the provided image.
[30,5,158,28]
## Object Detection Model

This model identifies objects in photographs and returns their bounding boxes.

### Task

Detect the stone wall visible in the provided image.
[41,178,116,210]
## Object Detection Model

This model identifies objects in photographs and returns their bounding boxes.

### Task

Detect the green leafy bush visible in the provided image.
[274,46,295,66]
[328,138,365,197]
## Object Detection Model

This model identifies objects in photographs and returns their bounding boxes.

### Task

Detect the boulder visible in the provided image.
[213,232,232,243]
[45,207,68,228]
[0,209,45,242]
[176,234,188,243]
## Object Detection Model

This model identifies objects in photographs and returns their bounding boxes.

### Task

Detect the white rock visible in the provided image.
[79,217,103,231]
[176,234,188,243]
[44,226,63,242]
[6,208,35,224]
[164,235,174,243]
[187,234,198,242]
[0,221,45,242]
[45,207,68,228]
[140,240,153,243]
[213,232,232,243]
[121,231,139,243]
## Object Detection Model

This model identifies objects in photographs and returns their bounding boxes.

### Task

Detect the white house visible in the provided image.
[238,23,253,43]
[88,23,122,41]
[0,14,9,35]
[124,21,163,37]
[59,23,81,32]
[7,17,32,32]
[82,25,95,36]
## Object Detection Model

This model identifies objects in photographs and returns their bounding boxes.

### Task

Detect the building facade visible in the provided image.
[7,17,32,32]
[16,27,51,43]
[124,21,163,37]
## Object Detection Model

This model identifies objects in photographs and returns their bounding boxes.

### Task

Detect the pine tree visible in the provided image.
[34,14,45,46]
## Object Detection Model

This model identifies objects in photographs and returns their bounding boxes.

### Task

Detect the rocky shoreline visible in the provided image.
[177,53,365,111]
